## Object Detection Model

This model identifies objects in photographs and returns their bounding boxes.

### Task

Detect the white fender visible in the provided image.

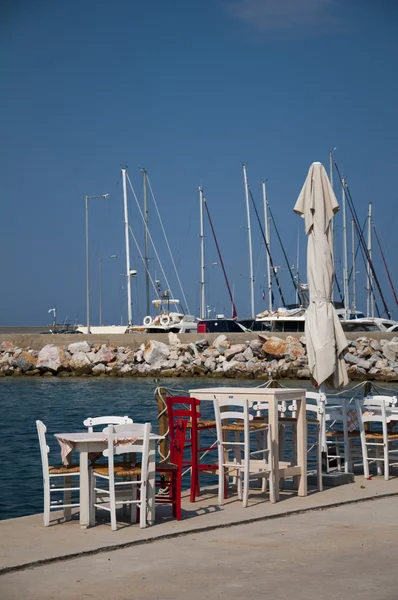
[143,315,153,326]
[160,315,170,326]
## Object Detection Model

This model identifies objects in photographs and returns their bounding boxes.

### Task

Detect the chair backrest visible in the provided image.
[83,415,133,432]
[169,419,188,468]
[213,397,252,455]
[165,396,200,445]
[36,420,50,477]
[103,422,152,482]
[355,395,394,425]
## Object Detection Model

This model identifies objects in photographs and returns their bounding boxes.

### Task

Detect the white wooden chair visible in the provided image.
[83,415,133,431]
[92,422,151,530]
[355,395,398,480]
[213,398,275,508]
[36,420,80,526]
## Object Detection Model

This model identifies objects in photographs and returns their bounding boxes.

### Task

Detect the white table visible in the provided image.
[55,430,163,529]
[189,386,307,502]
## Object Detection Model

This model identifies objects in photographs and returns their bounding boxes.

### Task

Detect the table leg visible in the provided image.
[147,440,156,525]
[268,394,279,503]
[79,450,90,529]
[296,397,308,497]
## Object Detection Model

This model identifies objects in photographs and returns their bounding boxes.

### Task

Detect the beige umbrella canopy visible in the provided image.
[294,162,348,389]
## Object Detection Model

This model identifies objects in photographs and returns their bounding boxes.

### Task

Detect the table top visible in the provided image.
[189,386,306,399]
[54,431,164,443]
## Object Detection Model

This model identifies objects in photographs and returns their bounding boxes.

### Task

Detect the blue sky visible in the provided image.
[1,0,397,326]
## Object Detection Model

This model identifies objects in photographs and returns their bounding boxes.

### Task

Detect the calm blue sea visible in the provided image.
[1,377,396,521]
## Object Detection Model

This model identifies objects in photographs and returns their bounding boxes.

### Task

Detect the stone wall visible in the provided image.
[1,333,398,381]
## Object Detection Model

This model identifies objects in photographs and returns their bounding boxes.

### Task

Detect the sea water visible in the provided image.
[1,377,396,520]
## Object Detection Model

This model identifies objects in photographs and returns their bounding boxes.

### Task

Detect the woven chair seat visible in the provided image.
[93,464,142,477]
[326,430,361,438]
[363,432,398,440]
[222,421,268,432]
[48,464,80,474]
[186,419,216,429]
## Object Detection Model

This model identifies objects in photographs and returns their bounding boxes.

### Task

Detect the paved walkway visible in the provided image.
[1,475,397,575]
[1,495,397,600]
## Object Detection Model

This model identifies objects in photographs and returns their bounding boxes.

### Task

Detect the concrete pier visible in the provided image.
[0,480,397,599]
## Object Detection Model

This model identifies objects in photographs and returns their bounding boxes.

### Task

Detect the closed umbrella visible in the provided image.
[294,162,348,389]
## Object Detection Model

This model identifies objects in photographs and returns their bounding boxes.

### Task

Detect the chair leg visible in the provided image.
[109,480,117,531]
[131,479,137,524]
[89,469,96,526]
[218,465,225,506]
[360,430,370,479]
[63,475,72,521]
[384,442,389,481]
[242,466,249,508]
[139,481,148,528]
[317,425,323,492]
[268,471,276,504]
[44,476,50,527]
[175,471,182,520]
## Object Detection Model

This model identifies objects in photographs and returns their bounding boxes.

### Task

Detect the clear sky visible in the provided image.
[1,0,397,326]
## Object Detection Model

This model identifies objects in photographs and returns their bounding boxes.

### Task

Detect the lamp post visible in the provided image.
[100,255,117,326]
[85,194,110,334]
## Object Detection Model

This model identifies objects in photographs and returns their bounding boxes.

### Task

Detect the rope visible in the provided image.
[126,173,175,302]
[333,161,391,318]
[373,223,398,308]
[203,195,237,318]
[146,175,191,314]
[247,187,286,306]
[128,225,160,298]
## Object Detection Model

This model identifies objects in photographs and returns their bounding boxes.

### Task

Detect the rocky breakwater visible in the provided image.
[0,334,398,381]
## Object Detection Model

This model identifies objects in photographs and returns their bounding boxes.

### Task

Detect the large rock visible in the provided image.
[262,337,287,358]
[369,339,382,352]
[224,344,246,361]
[204,357,216,371]
[383,342,398,362]
[92,363,106,375]
[243,347,254,361]
[344,353,360,366]
[213,335,230,354]
[202,347,219,359]
[37,345,70,372]
[0,353,11,366]
[68,341,91,354]
[168,332,180,348]
[12,351,37,373]
[69,351,92,374]
[0,341,15,353]
[285,336,305,360]
[92,345,116,365]
[143,340,170,365]
[297,368,310,379]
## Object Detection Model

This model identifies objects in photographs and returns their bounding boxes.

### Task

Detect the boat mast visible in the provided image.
[367,202,374,317]
[121,168,133,326]
[242,164,255,319]
[262,180,272,311]
[342,177,349,318]
[351,219,357,313]
[142,168,150,317]
[329,149,335,245]
[199,186,205,319]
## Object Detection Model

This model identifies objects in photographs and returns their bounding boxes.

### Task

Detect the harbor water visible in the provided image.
[1,377,397,521]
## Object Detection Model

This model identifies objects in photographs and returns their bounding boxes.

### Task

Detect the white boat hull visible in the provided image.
[76,325,129,335]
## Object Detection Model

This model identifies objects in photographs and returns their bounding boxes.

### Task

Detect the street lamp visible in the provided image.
[85,194,110,334]
[100,255,117,326]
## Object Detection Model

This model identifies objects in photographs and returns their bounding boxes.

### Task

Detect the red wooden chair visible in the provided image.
[155,418,187,520]
[166,396,221,503]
